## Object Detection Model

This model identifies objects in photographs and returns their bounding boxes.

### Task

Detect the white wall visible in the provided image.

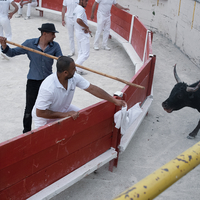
[117,0,200,66]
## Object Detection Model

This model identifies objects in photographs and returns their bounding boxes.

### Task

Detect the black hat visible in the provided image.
[38,23,59,33]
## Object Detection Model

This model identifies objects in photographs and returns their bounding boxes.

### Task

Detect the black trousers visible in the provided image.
[23,79,43,133]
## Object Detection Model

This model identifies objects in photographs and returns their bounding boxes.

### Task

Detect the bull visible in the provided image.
[162,64,200,139]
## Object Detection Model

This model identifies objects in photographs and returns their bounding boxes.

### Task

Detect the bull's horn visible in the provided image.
[186,82,200,92]
[173,64,182,83]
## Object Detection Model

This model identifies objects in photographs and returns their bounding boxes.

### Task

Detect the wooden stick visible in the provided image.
[6,40,145,89]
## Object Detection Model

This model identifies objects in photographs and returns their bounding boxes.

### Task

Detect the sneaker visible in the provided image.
[1,53,9,60]
[24,16,31,20]
[15,14,22,18]
[76,71,87,75]
[68,53,75,57]
[93,46,99,50]
[103,46,111,51]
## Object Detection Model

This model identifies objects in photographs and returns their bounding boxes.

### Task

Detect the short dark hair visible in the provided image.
[56,56,74,73]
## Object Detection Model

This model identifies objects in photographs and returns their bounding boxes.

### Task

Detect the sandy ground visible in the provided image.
[1,8,200,200]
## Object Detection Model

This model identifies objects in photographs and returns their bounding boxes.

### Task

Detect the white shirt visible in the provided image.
[73,4,90,40]
[63,0,78,18]
[96,0,116,17]
[0,0,13,17]
[32,72,90,128]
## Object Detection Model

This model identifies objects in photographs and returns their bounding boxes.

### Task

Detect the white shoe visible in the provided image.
[1,53,9,60]
[93,46,99,50]
[103,46,111,51]
[77,71,87,75]
[68,53,75,57]
[24,16,31,20]
[15,14,22,18]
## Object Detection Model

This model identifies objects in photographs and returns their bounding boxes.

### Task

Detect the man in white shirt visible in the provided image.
[91,0,129,51]
[62,0,79,57]
[73,0,91,75]
[0,0,18,42]
[15,0,38,20]
[32,56,126,129]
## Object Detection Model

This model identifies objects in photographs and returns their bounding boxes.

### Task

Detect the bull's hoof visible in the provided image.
[187,135,195,139]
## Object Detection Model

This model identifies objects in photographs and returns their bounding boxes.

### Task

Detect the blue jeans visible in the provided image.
[23,79,43,133]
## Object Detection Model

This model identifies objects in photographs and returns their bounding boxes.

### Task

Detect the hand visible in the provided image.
[8,13,13,19]
[62,20,66,27]
[124,8,130,11]
[68,111,79,120]
[114,99,127,107]
[0,36,7,49]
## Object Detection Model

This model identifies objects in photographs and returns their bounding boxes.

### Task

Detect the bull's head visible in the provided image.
[162,64,200,113]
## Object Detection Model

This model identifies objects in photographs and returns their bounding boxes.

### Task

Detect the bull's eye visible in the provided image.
[177,93,183,99]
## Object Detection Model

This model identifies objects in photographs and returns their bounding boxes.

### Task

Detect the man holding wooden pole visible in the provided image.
[0,23,63,133]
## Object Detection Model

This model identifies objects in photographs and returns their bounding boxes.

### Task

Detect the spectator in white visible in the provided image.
[32,56,126,129]
[0,0,18,46]
[62,0,79,57]
[91,0,129,51]
[73,0,91,75]
[15,0,38,20]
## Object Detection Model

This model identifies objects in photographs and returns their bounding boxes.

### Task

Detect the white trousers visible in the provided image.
[93,12,110,48]
[66,16,75,54]
[18,1,38,17]
[0,16,12,41]
[75,36,90,72]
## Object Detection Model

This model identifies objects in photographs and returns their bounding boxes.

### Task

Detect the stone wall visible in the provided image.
[117,0,200,66]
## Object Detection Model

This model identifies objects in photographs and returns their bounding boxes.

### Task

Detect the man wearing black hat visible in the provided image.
[0,23,63,133]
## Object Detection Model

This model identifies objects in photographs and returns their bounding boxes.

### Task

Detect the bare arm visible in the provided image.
[20,0,32,7]
[114,3,130,11]
[77,18,91,34]
[36,108,79,120]
[90,1,98,20]
[9,1,18,19]
[84,84,126,107]
[62,6,67,26]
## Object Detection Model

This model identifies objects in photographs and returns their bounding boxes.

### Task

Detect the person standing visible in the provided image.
[91,0,129,51]
[32,56,126,129]
[73,0,91,75]
[0,0,18,43]
[0,23,63,133]
[62,0,79,57]
[15,0,38,20]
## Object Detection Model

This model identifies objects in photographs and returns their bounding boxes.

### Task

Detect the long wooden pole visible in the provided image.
[6,40,145,89]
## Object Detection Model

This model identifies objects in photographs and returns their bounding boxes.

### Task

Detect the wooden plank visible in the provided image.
[28,148,117,200]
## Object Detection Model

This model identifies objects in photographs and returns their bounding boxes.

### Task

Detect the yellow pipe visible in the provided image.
[178,0,181,16]
[157,0,159,6]
[113,141,200,200]
[191,1,196,29]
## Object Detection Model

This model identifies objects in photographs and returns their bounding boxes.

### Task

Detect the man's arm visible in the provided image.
[114,3,130,11]
[90,1,98,20]
[21,0,32,7]
[84,84,126,107]
[36,109,79,120]
[62,6,67,26]
[77,18,91,34]
[9,1,18,19]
